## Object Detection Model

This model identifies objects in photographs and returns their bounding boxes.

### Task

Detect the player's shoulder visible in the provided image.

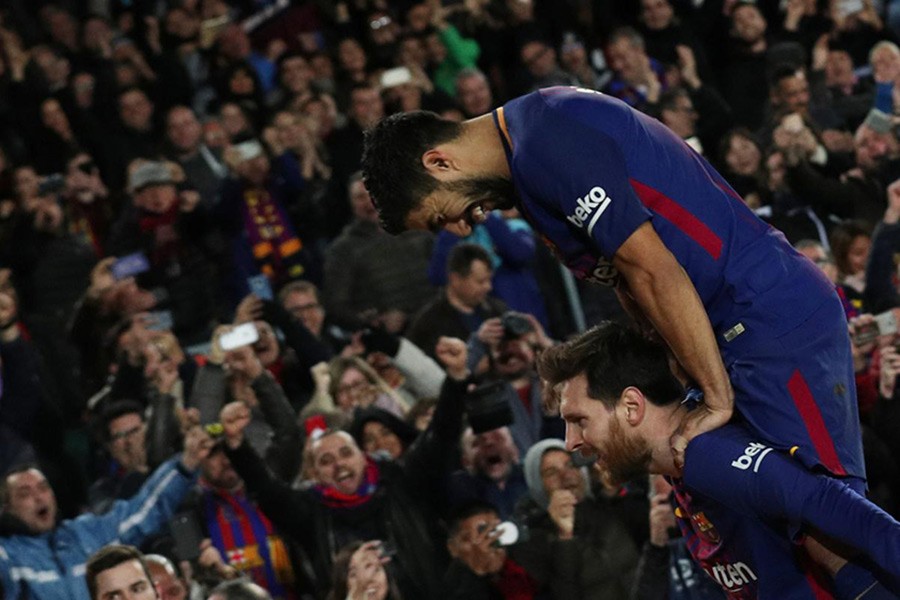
[506,87,633,132]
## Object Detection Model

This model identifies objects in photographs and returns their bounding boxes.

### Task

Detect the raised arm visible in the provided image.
[613,222,733,450]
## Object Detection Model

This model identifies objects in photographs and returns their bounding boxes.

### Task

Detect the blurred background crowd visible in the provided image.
[1,0,900,598]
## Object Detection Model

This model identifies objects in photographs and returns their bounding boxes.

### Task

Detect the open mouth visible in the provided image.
[485,454,504,467]
[335,468,354,483]
[36,506,51,519]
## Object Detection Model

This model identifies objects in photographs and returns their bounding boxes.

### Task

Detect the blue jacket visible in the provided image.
[0,457,196,600]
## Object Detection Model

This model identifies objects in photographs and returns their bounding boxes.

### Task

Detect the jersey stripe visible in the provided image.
[628,178,723,260]
[786,369,847,476]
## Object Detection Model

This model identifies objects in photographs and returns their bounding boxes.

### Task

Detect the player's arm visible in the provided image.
[612,222,733,449]
[684,431,900,582]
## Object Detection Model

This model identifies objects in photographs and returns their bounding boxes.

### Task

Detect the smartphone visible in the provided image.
[247,274,274,301]
[854,321,880,347]
[491,521,520,547]
[38,174,66,196]
[219,323,259,351]
[874,310,898,337]
[111,252,150,280]
[380,67,412,89]
[169,512,204,561]
[146,310,174,332]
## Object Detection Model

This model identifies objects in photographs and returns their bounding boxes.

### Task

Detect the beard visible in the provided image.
[444,176,518,212]
[602,415,653,487]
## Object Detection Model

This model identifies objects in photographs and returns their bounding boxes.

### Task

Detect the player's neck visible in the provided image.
[647,404,690,477]
[458,114,512,179]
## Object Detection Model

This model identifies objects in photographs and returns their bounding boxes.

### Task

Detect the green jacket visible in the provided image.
[432,24,481,96]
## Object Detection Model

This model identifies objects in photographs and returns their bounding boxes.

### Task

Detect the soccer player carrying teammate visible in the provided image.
[540,321,899,599]
[362,87,863,493]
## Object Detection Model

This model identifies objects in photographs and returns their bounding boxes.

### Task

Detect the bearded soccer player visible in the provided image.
[362,87,864,496]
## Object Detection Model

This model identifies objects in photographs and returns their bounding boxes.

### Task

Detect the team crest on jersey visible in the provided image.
[691,511,720,543]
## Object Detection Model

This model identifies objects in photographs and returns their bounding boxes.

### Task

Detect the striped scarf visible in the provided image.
[202,487,297,599]
[240,187,305,284]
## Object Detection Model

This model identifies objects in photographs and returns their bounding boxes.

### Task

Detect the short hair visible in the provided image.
[538,321,684,410]
[447,500,499,539]
[85,545,154,600]
[770,63,803,88]
[208,580,272,600]
[447,243,492,277]
[455,67,487,88]
[97,400,145,443]
[608,26,645,51]
[362,111,464,234]
[277,280,321,304]
[658,87,690,113]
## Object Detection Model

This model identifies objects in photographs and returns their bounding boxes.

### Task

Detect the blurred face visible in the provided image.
[201,448,242,491]
[825,50,855,87]
[218,26,251,59]
[726,134,761,176]
[492,335,536,379]
[4,469,57,533]
[119,91,154,131]
[336,367,377,411]
[165,8,200,42]
[166,107,202,153]
[107,413,148,472]
[774,73,810,115]
[871,46,900,83]
[362,422,404,459]
[350,179,379,222]
[347,546,389,600]
[521,42,556,78]
[560,375,653,486]
[83,18,112,53]
[219,104,251,138]
[399,37,428,69]
[280,56,311,94]
[41,98,70,133]
[134,184,178,214]
[350,88,384,129]
[607,38,648,84]
[456,75,492,117]
[448,260,493,309]
[146,560,187,600]
[847,235,871,275]
[93,559,157,600]
[14,167,40,200]
[854,125,899,171]
[731,5,766,43]
[661,95,697,139]
[540,449,586,501]
[237,155,271,187]
[338,39,367,73]
[252,320,279,366]
[229,68,256,96]
[448,511,506,574]
[283,290,324,336]
[406,3,432,32]
[463,427,517,482]
[797,244,838,283]
[641,0,674,30]
[766,151,787,190]
[312,432,367,494]
[425,34,447,65]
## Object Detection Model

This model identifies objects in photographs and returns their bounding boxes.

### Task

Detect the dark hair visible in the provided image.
[209,580,272,600]
[717,127,760,169]
[829,219,872,277]
[326,541,404,600]
[362,110,463,234]
[658,87,690,114]
[97,400,145,443]
[446,500,499,539]
[86,544,155,600]
[769,63,802,88]
[447,243,492,277]
[538,321,684,410]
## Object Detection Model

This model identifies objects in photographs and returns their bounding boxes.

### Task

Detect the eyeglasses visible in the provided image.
[338,380,371,395]
[369,16,392,30]
[110,423,144,442]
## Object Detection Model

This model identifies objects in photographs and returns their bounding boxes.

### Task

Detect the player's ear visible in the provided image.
[422,148,456,175]
[619,387,646,426]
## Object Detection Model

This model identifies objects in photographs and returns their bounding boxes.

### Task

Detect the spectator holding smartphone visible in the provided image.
[327,540,404,600]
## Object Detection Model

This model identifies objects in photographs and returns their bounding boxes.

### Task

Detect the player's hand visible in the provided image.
[671,402,732,471]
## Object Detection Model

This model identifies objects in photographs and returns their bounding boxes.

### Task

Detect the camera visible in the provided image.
[465,380,514,434]
[500,311,533,340]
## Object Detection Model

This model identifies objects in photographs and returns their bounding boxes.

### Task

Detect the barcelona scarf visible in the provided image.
[240,187,305,284]
[312,457,380,509]
[202,488,296,599]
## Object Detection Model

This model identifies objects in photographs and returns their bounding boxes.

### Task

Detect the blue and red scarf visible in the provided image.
[202,486,296,599]
[312,457,380,509]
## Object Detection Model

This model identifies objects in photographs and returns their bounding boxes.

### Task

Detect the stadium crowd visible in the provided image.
[0,0,899,597]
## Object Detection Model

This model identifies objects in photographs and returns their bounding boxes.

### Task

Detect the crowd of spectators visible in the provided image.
[1,0,900,598]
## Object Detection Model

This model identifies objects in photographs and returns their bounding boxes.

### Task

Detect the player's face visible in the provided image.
[560,375,653,486]
[405,176,517,236]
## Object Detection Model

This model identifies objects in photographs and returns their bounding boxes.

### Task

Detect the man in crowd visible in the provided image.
[0,425,212,599]
[407,243,505,358]
[540,321,900,598]
[85,544,157,600]
[450,426,526,519]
